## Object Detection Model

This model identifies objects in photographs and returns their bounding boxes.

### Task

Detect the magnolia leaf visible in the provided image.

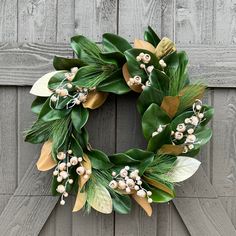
[83,90,108,109]
[144,26,161,47]
[87,183,113,214]
[132,194,152,216]
[36,140,56,171]
[30,71,65,97]
[165,156,201,182]
[159,144,184,155]
[143,176,175,197]
[134,39,156,53]
[122,63,142,93]
[73,191,87,212]
[155,37,176,58]
[161,96,180,118]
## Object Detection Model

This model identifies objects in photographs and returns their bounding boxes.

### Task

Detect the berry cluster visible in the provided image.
[53,150,91,205]
[109,166,153,203]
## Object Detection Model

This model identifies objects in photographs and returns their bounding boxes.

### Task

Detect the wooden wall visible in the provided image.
[0,0,236,235]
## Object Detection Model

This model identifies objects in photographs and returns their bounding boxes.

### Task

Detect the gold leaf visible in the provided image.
[36,140,57,171]
[78,154,92,190]
[143,176,175,197]
[83,90,108,109]
[155,37,176,59]
[73,191,87,212]
[134,39,156,53]
[122,63,142,93]
[159,144,184,155]
[132,194,152,216]
[161,96,180,118]
[87,184,113,214]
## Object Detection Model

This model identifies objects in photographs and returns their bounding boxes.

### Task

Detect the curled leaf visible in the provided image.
[134,39,156,53]
[155,37,176,58]
[73,191,87,212]
[161,96,180,118]
[122,63,142,93]
[83,90,108,109]
[30,71,65,97]
[164,156,201,182]
[143,176,175,197]
[132,194,152,216]
[159,144,184,155]
[36,140,56,171]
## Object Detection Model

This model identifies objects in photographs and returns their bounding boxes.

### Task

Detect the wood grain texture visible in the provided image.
[0,0,17,42]
[174,197,236,236]
[119,0,161,41]
[18,0,57,42]
[175,0,214,44]
[75,0,117,41]
[0,87,17,194]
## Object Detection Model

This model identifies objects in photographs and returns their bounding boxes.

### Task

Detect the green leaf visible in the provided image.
[112,194,131,214]
[73,65,113,88]
[149,186,174,203]
[137,86,164,115]
[71,106,89,132]
[73,127,89,150]
[109,153,139,165]
[87,149,113,169]
[124,48,160,81]
[31,97,47,114]
[48,71,66,90]
[149,69,170,94]
[102,33,132,53]
[39,99,71,122]
[142,103,171,140]
[171,110,193,130]
[147,125,172,152]
[201,105,214,126]
[71,35,101,62]
[100,51,126,67]
[53,56,86,70]
[97,69,130,94]
[70,137,83,156]
[144,26,161,47]
[194,127,212,150]
[125,148,154,161]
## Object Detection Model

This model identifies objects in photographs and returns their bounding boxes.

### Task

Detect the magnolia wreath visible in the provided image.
[25,26,214,216]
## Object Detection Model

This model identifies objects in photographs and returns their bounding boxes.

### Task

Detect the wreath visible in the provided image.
[25,26,213,216]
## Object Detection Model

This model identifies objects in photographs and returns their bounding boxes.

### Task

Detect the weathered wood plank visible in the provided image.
[18,0,57,42]
[115,93,159,235]
[0,87,17,194]
[119,0,162,41]
[173,197,236,236]
[75,0,117,41]
[72,95,116,236]
[212,89,236,197]
[1,44,236,88]
[215,0,236,44]
[175,0,214,44]
[0,195,58,236]
[220,196,236,228]
[0,0,17,42]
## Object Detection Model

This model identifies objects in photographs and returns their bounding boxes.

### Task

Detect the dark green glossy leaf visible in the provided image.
[144,26,161,47]
[71,35,101,62]
[194,127,212,149]
[142,103,171,140]
[201,105,214,126]
[150,187,174,203]
[71,106,89,132]
[48,71,66,90]
[100,51,126,67]
[109,153,139,165]
[112,194,131,214]
[70,136,83,156]
[39,99,71,122]
[73,127,89,150]
[53,56,86,70]
[149,68,170,94]
[102,33,132,53]
[147,125,172,152]
[87,149,113,169]
[31,97,47,114]
[97,69,130,94]
[125,148,154,161]
[137,86,164,115]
